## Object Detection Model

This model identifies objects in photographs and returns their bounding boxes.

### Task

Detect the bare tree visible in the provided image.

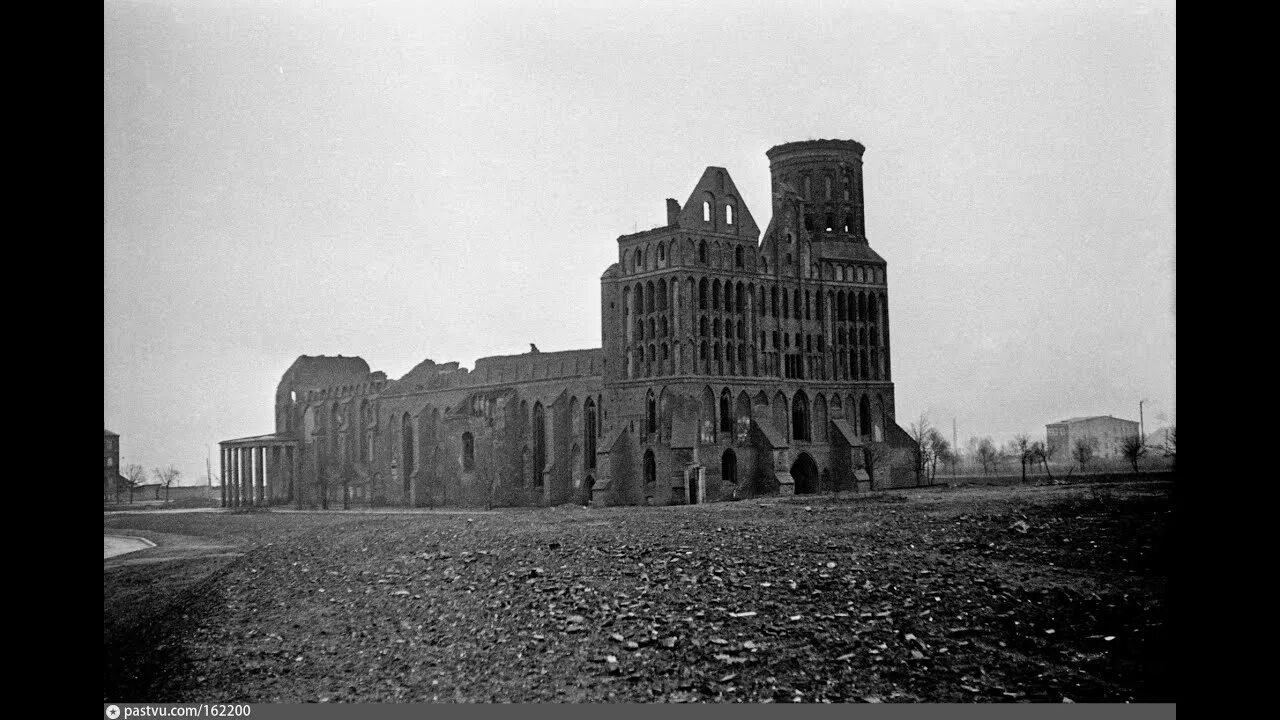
[976,437,998,475]
[907,415,933,487]
[1072,437,1098,472]
[1029,441,1051,482]
[1119,434,1147,474]
[152,466,181,502]
[1013,433,1032,483]
[925,428,950,484]
[862,442,891,490]
[124,463,147,505]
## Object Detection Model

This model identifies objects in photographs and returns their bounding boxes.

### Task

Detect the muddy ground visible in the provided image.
[104,480,1172,703]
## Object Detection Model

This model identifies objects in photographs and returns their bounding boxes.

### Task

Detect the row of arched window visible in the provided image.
[789,170,859,203]
[308,389,606,501]
[627,334,888,381]
[828,264,883,284]
[621,236,753,276]
[642,385,889,447]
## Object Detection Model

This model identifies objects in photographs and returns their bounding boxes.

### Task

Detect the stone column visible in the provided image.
[231,447,241,507]
[255,446,265,505]
[241,447,253,507]
[272,446,283,506]
[220,445,228,508]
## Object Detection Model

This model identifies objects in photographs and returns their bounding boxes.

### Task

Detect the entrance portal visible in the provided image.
[791,453,819,494]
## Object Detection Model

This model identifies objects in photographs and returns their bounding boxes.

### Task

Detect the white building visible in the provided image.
[1045,415,1140,459]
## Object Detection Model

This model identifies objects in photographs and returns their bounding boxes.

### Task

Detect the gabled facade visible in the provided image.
[218,139,917,508]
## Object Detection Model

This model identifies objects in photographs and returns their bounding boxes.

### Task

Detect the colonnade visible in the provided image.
[219,440,300,508]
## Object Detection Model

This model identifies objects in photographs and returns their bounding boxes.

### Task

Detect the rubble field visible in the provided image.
[104,479,1172,703]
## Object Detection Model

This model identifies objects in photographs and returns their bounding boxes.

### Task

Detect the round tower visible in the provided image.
[766,139,867,241]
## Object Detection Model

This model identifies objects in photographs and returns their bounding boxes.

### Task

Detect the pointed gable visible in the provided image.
[674,167,761,239]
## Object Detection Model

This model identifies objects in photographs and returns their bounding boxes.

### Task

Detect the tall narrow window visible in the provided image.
[725,205,734,225]
[532,403,546,485]
[401,412,414,475]
[720,389,733,434]
[792,392,811,442]
[646,389,657,436]
[703,201,711,222]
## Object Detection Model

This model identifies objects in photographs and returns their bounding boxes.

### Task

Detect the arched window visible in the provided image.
[359,399,370,461]
[825,214,834,232]
[712,280,720,310]
[644,450,656,485]
[646,389,657,436]
[462,431,474,471]
[584,398,597,470]
[844,215,854,233]
[532,402,546,485]
[792,392,811,442]
[720,388,733,434]
[736,282,746,313]
[859,396,872,438]
[658,243,665,262]
[725,204,734,225]
[401,412,415,475]
[699,278,709,309]
[735,246,744,268]
[702,201,711,222]
[699,241,708,264]
[646,281,655,313]
[700,315,708,336]
[813,394,828,442]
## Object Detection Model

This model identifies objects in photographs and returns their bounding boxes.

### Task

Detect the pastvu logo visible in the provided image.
[105,706,121,719]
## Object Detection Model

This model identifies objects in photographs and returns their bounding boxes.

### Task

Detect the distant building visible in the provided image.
[104,429,125,501]
[1045,416,1140,459]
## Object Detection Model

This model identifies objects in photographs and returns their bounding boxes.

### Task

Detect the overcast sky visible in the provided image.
[104,0,1175,484]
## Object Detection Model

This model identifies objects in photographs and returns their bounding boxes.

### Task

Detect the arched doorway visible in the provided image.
[721,449,737,486]
[791,453,818,495]
[584,476,595,505]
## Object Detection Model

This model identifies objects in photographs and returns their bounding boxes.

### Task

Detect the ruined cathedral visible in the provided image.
[219,139,917,509]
